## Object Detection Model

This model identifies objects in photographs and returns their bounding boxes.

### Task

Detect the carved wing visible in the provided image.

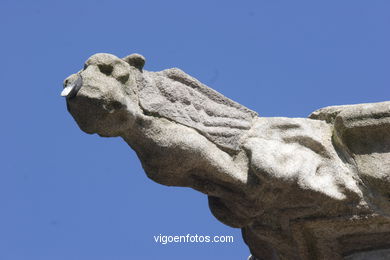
[138,68,258,152]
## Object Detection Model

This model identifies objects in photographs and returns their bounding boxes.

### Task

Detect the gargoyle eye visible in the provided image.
[98,64,114,76]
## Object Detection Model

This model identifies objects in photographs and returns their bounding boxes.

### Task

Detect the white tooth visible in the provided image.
[61,85,74,97]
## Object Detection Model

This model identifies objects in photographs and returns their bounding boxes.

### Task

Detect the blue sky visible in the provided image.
[1,0,389,259]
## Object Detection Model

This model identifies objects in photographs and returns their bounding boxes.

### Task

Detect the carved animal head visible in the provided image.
[62,53,144,137]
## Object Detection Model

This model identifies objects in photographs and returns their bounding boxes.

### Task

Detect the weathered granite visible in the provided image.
[62,53,390,260]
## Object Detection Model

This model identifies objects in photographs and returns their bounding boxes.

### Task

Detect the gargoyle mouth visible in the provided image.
[61,75,83,99]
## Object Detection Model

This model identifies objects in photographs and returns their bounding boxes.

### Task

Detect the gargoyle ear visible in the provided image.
[123,53,145,71]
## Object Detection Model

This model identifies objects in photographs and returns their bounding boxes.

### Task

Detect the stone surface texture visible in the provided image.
[63,53,390,260]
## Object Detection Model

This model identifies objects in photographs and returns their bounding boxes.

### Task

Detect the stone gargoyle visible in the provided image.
[62,53,390,260]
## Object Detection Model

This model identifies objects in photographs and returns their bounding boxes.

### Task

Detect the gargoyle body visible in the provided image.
[63,53,390,260]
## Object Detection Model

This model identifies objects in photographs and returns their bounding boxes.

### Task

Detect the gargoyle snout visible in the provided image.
[61,74,83,98]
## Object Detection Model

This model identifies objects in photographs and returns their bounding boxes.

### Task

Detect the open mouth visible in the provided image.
[61,75,83,99]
